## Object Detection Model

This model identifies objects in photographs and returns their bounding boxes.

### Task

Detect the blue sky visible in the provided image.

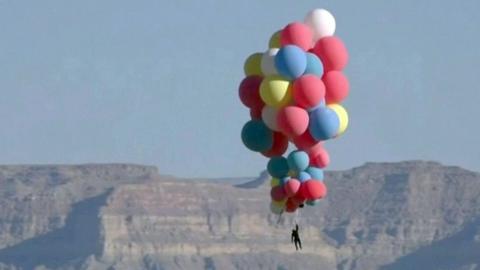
[0,0,479,177]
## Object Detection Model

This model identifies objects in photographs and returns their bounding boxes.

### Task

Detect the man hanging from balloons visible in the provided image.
[238,8,349,249]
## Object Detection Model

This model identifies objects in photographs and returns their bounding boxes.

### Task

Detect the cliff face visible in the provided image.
[0,162,479,270]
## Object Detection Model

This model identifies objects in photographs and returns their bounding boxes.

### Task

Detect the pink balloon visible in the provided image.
[323,71,350,104]
[239,76,264,109]
[303,180,327,200]
[284,178,301,197]
[277,106,309,137]
[313,36,348,71]
[271,186,287,201]
[308,143,330,168]
[293,75,326,109]
[262,132,289,158]
[280,22,313,51]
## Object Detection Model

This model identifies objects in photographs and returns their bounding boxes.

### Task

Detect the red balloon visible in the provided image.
[239,76,264,109]
[285,198,298,213]
[271,186,287,201]
[277,106,309,137]
[280,22,313,51]
[262,132,288,157]
[250,107,263,120]
[293,75,326,109]
[291,191,306,205]
[303,180,327,200]
[308,143,330,168]
[313,36,348,71]
[284,178,301,197]
[323,71,349,104]
[293,130,318,150]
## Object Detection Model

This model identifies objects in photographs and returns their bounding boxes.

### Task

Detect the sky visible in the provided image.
[0,0,479,178]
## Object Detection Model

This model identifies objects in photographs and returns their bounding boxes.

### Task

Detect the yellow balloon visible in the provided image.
[270,178,280,187]
[244,53,263,76]
[328,104,349,136]
[272,199,286,208]
[260,76,292,108]
[269,30,281,49]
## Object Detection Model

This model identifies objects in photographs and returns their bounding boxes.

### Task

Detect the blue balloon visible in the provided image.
[306,167,324,180]
[304,53,324,77]
[241,120,273,152]
[307,99,326,113]
[309,107,340,141]
[275,45,307,80]
[306,199,321,206]
[267,157,290,178]
[298,171,312,182]
[287,150,310,172]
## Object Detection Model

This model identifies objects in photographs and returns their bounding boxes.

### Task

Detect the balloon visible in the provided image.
[298,171,312,182]
[239,76,264,109]
[259,75,292,108]
[261,106,280,131]
[272,198,286,208]
[267,157,290,178]
[270,202,284,214]
[271,185,287,201]
[284,178,301,197]
[285,198,298,212]
[250,107,263,120]
[279,176,291,186]
[244,53,264,76]
[277,106,309,137]
[292,130,318,150]
[306,199,321,206]
[293,75,326,110]
[308,143,330,168]
[309,106,340,141]
[323,71,349,104]
[275,45,307,80]
[328,104,349,136]
[269,30,281,48]
[262,132,289,157]
[313,36,348,71]
[261,48,279,76]
[304,52,324,77]
[304,9,336,41]
[270,178,280,187]
[291,191,306,205]
[305,166,324,180]
[302,180,327,200]
[280,22,313,51]
[287,150,310,172]
[241,120,273,152]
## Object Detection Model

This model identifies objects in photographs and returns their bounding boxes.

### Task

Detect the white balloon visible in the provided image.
[304,9,336,41]
[260,48,279,76]
[262,106,280,131]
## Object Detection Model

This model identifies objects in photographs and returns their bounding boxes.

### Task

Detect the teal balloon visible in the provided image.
[306,199,321,206]
[309,106,340,141]
[287,150,310,172]
[304,53,324,77]
[306,167,324,180]
[267,157,290,178]
[298,172,311,182]
[241,120,273,152]
[275,45,307,80]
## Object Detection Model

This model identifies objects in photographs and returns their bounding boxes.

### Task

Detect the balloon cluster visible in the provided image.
[239,9,350,214]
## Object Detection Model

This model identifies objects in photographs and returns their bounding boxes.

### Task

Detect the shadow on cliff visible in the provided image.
[0,189,113,269]
[380,216,480,270]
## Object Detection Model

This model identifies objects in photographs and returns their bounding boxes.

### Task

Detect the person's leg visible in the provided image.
[294,240,298,250]
[298,239,302,250]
